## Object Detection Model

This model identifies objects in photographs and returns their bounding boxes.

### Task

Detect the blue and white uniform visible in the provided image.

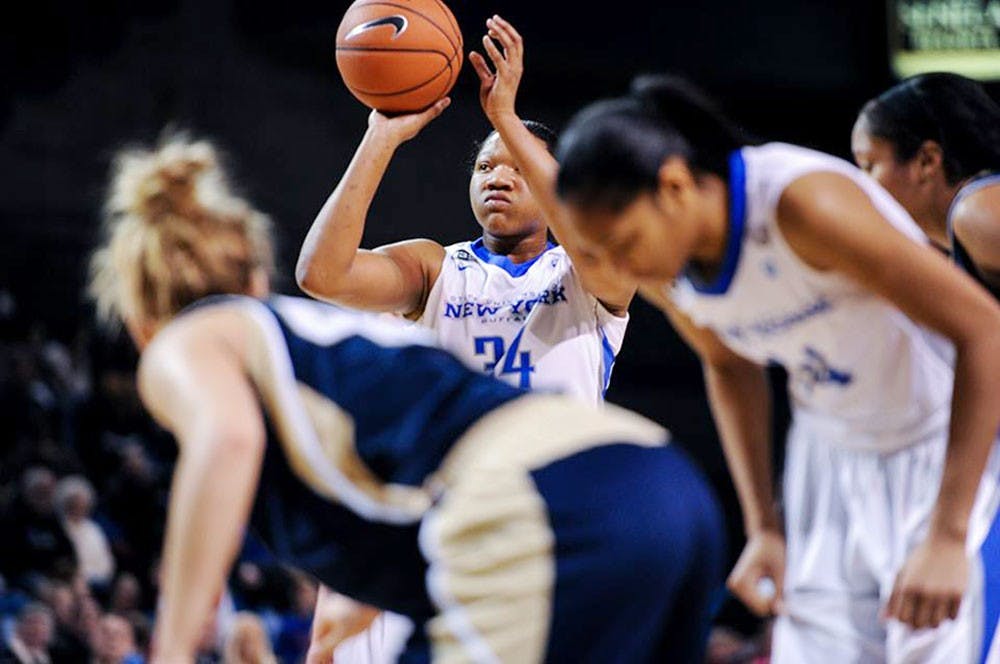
[671,143,1000,664]
[948,172,1000,302]
[195,294,723,663]
[417,239,628,405]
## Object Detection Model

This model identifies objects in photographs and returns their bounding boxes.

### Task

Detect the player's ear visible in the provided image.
[655,156,697,212]
[915,140,944,183]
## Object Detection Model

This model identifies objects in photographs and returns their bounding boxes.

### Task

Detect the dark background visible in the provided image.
[3,0,990,638]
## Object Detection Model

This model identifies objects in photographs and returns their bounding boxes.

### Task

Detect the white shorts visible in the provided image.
[772,416,1000,664]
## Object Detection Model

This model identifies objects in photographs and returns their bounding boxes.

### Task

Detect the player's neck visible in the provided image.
[481,231,549,263]
[690,177,730,267]
[926,180,966,246]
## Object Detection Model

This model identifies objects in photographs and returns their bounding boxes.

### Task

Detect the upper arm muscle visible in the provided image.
[952,187,1000,273]
[777,172,1000,344]
[138,309,266,449]
[302,239,444,318]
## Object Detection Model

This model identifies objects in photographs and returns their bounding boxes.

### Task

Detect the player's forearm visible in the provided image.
[154,434,263,659]
[296,128,401,296]
[490,112,564,228]
[929,328,1000,542]
[491,112,635,311]
[704,360,779,535]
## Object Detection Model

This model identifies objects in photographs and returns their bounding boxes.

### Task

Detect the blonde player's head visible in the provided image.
[89,134,273,346]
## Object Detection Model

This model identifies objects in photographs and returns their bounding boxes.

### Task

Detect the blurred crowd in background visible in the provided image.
[0,290,316,663]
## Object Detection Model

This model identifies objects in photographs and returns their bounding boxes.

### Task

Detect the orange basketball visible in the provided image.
[335,0,463,113]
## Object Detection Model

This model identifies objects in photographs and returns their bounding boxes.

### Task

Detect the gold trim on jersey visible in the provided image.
[429,393,669,491]
[239,301,432,524]
[421,465,555,664]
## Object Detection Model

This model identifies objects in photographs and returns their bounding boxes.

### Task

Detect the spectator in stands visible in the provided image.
[54,475,115,587]
[41,582,89,661]
[92,614,143,664]
[0,602,55,663]
[0,467,77,591]
[102,442,164,583]
[108,573,142,616]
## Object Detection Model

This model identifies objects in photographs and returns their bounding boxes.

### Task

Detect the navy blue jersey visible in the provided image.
[189,295,523,614]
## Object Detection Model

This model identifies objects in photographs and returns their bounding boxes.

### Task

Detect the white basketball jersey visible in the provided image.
[671,143,954,451]
[417,239,628,405]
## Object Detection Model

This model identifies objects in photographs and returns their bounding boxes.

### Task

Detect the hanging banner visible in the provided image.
[890,1,1000,79]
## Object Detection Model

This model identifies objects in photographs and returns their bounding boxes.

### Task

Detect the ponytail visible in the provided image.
[629,74,744,176]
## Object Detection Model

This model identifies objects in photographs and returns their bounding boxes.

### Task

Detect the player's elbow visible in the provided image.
[294,252,322,293]
[295,256,344,302]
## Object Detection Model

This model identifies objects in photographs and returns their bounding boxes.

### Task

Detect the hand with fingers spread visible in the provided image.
[727,528,787,617]
[469,14,524,124]
[884,533,967,630]
[366,97,452,147]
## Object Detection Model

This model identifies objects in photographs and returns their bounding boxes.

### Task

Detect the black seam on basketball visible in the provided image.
[345,52,452,95]
[344,1,458,55]
[431,0,462,50]
[346,68,447,96]
[419,47,458,104]
[433,51,457,100]
[336,46,452,54]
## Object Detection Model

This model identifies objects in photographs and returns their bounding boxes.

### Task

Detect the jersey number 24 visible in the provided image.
[473,335,535,388]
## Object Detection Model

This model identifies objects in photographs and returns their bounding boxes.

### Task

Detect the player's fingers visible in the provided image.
[726,569,769,617]
[429,96,451,115]
[946,596,962,621]
[413,97,450,124]
[912,592,935,630]
[491,15,523,54]
[468,51,493,83]
[481,34,505,69]
[883,582,900,621]
[897,589,919,627]
[769,566,786,615]
[487,16,519,52]
[928,598,951,629]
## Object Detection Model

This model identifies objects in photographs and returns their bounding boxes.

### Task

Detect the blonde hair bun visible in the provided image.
[90,132,273,328]
[108,138,222,225]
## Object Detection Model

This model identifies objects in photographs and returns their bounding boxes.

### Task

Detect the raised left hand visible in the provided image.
[468,15,524,123]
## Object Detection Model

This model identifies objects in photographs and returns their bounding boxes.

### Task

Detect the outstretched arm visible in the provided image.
[296,103,449,317]
[640,285,784,617]
[778,171,1000,630]
[137,310,266,662]
[470,15,635,316]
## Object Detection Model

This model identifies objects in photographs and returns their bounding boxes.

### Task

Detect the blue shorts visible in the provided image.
[411,437,725,663]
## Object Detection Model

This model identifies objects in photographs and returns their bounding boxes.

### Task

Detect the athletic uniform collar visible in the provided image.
[685,149,747,296]
[470,237,557,278]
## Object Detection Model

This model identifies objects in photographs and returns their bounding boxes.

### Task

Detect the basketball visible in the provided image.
[335,0,463,113]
